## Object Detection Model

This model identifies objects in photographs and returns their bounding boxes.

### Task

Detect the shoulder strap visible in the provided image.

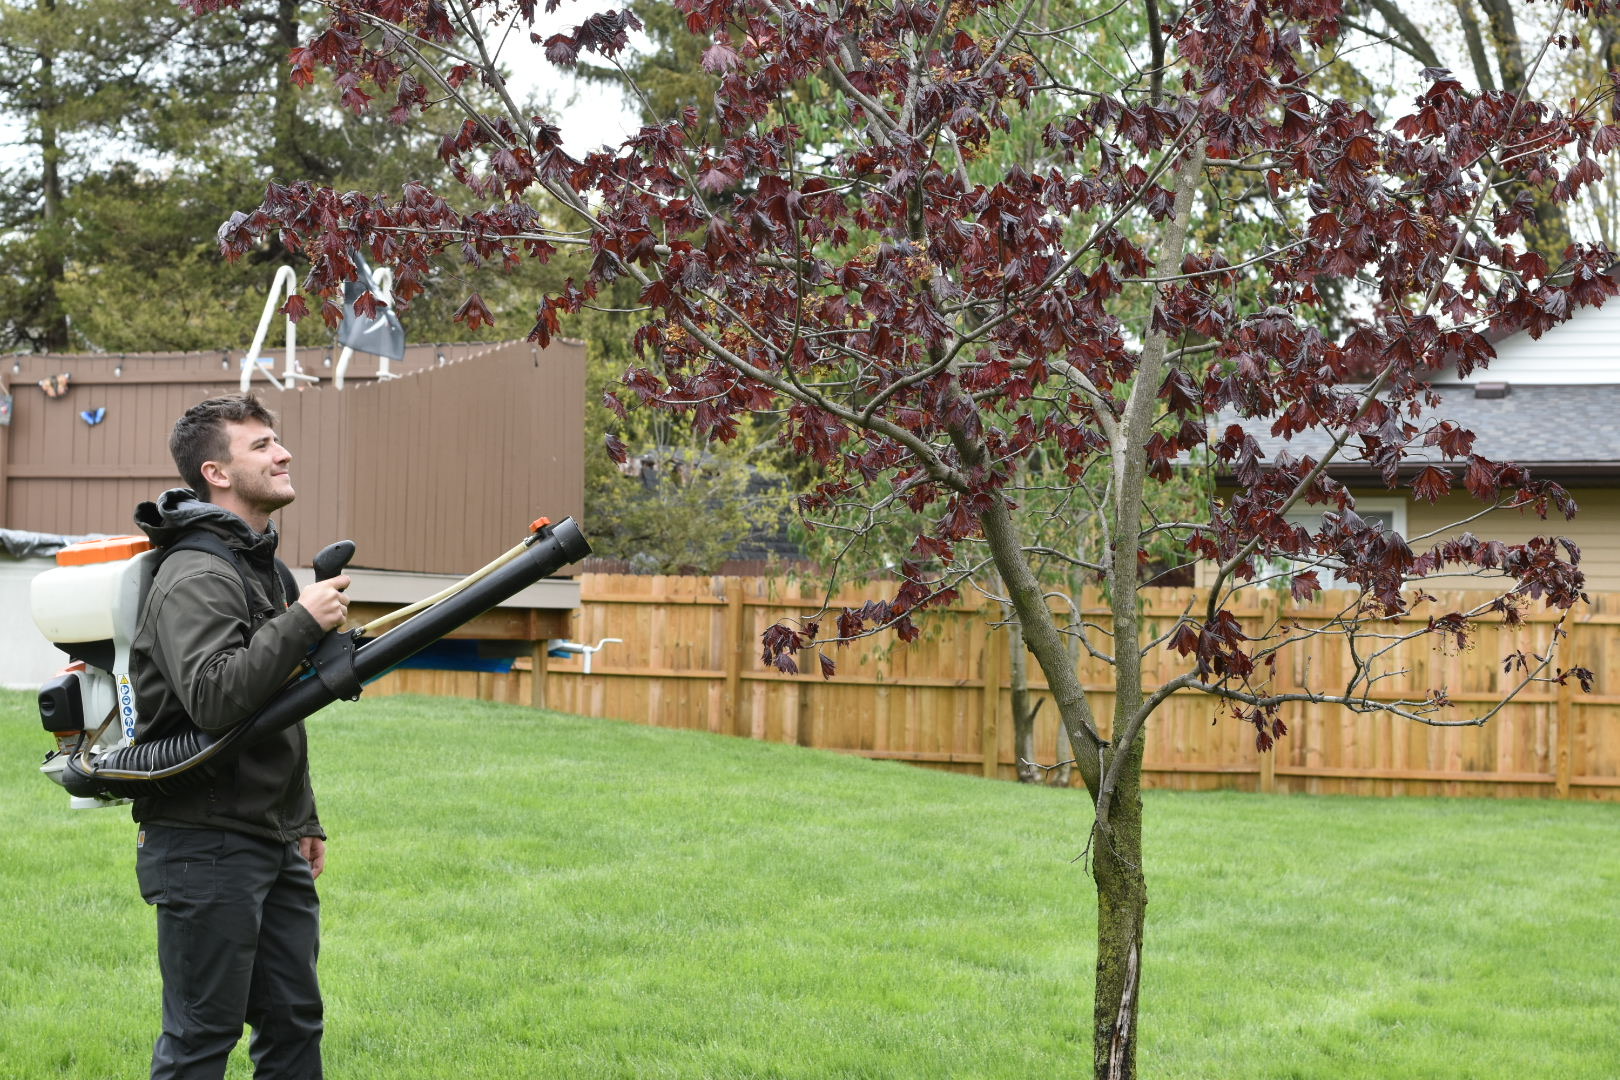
[275,559,298,612]
[156,531,251,599]
[152,532,299,614]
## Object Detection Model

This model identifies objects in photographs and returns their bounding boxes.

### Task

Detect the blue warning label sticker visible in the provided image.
[118,673,137,740]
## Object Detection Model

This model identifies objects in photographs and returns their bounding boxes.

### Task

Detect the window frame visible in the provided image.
[1280,496,1409,591]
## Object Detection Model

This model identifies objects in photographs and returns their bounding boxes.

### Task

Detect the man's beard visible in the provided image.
[231,469,296,519]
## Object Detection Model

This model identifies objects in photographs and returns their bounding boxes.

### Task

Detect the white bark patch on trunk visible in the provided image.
[1106,937,1141,1078]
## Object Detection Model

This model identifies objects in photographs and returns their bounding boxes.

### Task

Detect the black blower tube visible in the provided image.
[62,518,591,800]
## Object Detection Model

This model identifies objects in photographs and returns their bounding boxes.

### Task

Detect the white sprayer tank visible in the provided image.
[31,537,153,646]
[30,536,153,809]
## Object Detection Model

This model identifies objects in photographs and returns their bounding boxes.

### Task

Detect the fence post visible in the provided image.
[982,617,1002,779]
[530,639,549,710]
[0,382,9,524]
[725,581,746,737]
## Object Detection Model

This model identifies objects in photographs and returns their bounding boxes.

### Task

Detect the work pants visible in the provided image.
[136,824,323,1080]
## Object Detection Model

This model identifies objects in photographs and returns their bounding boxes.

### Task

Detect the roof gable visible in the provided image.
[1441,294,1620,385]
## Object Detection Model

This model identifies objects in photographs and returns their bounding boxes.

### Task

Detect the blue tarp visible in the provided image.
[392,640,515,673]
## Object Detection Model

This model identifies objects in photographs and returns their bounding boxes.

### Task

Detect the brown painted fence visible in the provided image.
[368,574,1620,801]
[0,341,584,573]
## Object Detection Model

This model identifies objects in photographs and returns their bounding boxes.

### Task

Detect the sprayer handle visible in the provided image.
[312,540,356,583]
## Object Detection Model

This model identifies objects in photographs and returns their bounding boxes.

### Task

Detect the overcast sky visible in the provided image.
[498,5,645,154]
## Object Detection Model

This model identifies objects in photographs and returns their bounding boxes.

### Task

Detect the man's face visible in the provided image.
[214,419,296,515]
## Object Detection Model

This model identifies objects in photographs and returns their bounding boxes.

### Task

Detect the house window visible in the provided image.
[1282,496,1408,590]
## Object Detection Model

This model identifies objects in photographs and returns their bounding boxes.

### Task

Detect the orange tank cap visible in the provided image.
[56,536,154,566]
[529,516,552,532]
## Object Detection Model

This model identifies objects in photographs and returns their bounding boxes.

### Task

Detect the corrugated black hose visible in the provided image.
[61,518,590,800]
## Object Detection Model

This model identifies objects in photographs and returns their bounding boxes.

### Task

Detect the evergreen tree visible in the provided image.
[1,0,575,352]
[0,0,181,349]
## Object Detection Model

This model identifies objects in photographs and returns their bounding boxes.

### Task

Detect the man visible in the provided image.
[130,394,351,1079]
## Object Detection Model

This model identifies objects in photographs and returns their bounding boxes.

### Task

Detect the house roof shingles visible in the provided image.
[1223,383,1620,475]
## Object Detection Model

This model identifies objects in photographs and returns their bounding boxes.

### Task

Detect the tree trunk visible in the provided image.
[1051,626,1076,788]
[1091,737,1147,1079]
[1082,140,1201,1080]
[269,0,331,179]
[271,0,301,168]
[1052,726,1073,787]
[37,0,70,351]
[1008,604,1041,783]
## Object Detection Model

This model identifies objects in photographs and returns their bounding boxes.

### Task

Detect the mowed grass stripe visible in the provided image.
[2,690,1615,1079]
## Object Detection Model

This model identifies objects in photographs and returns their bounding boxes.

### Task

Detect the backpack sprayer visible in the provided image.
[31,516,591,807]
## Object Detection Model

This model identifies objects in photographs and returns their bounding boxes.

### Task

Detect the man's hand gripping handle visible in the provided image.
[305,541,363,700]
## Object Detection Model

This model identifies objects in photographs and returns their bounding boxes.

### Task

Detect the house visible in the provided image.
[1215,302,1620,591]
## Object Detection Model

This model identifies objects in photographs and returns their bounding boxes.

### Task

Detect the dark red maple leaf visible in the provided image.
[1289,571,1321,603]
[278,294,309,322]
[543,33,578,65]
[352,291,385,319]
[701,41,740,73]
[1168,623,1199,656]
[452,292,495,330]
[1411,465,1452,503]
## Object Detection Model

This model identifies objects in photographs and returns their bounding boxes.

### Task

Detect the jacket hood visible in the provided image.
[134,487,279,557]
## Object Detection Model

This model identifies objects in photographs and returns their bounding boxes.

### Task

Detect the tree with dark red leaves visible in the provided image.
[188,0,1610,1074]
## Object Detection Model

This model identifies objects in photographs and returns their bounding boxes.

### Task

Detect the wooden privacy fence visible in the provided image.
[369,575,1620,801]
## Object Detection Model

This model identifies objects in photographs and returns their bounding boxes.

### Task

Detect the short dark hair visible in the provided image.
[170,394,278,499]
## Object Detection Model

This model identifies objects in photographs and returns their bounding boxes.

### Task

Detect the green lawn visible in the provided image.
[2,688,1615,1079]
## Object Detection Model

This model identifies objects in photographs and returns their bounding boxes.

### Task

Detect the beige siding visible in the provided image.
[1205,483,1620,593]
[1406,486,1620,592]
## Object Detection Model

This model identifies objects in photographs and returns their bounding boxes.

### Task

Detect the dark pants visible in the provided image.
[136,824,323,1080]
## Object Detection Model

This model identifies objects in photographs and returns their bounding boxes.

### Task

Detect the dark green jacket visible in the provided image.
[129,489,326,843]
